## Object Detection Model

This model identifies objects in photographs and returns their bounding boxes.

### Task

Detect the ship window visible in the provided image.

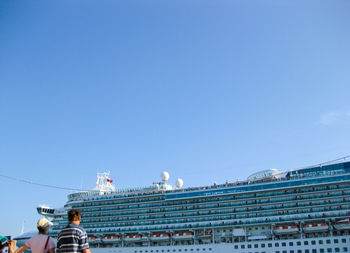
[282,242,286,247]
[248,244,252,248]
[261,244,265,248]
[276,251,280,253]
[305,250,309,253]
[319,240,324,244]
[241,245,245,249]
[283,251,287,253]
[290,251,294,253]
[312,250,316,253]
[335,249,340,253]
[297,242,301,246]
[297,250,302,253]
[254,244,258,248]
[289,242,293,246]
[343,247,348,252]
[275,243,279,247]
[334,239,339,243]
[268,243,272,247]
[234,245,238,249]
[320,250,325,253]
[304,241,309,245]
[326,240,331,244]
[341,239,346,243]
[327,249,332,252]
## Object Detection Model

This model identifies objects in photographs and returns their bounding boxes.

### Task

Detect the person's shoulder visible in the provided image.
[76,225,87,234]
[28,234,40,241]
[68,223,87,234]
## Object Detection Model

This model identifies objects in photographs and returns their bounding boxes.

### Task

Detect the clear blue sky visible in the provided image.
[1,0,350,237]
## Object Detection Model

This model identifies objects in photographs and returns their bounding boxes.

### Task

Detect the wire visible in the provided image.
[0,173,92,192]
[0,155,349,191]
[300,155,350,170]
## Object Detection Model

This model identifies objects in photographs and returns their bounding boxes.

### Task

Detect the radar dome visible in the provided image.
[161,171,170,182]
[175,178,184,189]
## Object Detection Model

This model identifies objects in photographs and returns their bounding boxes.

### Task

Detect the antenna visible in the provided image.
[21,220,26,234]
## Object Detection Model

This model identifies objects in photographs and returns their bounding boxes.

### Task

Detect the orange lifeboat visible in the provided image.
[302,223,328,233]
[124,234,144,241]
[334,218,350,230]
[150,233,170,241]
[172,232,194,240]
[102,235,120,242]
[88,236,101,243]
[273,225,299,235]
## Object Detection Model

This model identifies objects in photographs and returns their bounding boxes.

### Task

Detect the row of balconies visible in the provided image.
[79,205,350,229]
[50,213,350,240]
[79,198,350,225]
[52,209,350,236]
[80,189,350,220]
[71,182,350,211]
[81,194,349,221]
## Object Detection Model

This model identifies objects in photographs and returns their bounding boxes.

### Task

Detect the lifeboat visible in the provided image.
[124,234,145,242]
[333,218,350,230]
[172,232,194,240]
[88,236,101,243]
[273,225,299,235]
[150,233,170,241]
[303,223,328,233]
[102,235,121,243]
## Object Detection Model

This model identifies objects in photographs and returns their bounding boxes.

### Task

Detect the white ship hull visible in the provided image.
[92,235,350,253]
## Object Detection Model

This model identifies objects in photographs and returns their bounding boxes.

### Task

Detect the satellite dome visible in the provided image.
[161,171,170,182]
[175,178,184,189]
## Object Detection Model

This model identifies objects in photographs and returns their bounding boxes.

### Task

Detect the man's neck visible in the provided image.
[70,221,80,225]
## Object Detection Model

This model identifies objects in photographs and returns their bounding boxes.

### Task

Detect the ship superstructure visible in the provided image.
[38,160,350,253]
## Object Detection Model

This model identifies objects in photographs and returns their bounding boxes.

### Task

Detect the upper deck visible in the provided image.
[66,160,350,203]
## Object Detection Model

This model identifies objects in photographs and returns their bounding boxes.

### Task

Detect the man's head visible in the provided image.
[68,209,81,224]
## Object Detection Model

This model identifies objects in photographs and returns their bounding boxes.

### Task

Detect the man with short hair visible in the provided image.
[57,209,90,253]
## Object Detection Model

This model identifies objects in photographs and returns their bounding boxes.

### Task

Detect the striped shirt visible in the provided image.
[57,223,89,253]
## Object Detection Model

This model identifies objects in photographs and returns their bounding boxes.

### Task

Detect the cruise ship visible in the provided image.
[37,159,350,253]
